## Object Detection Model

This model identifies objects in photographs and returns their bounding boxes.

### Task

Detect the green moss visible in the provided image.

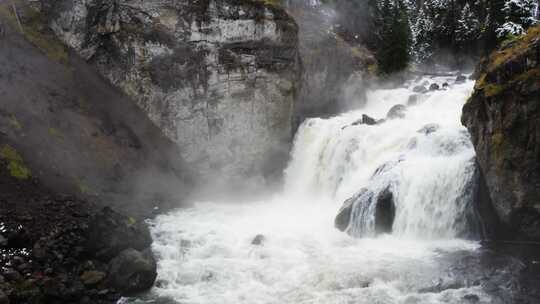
[0,144,31,180]
[75,178,90,194]
[0,3,69,64]
[9,115,22,130]
[48,127,64,140]
[483,84,505,97]
[127,217,137,227]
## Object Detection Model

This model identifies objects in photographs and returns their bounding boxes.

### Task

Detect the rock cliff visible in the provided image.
[41,0,302,188]
[0,2,191,218]
[462,26,540,240]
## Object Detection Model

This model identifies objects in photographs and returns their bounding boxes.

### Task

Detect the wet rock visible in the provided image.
[335,189,367,232]
[2,269,21,282]
[361,114,377,126]
[374,188,396,234]
[80,271,106,286]
[417,123,440,135]
[462,27,540,240]
[85,207,152,260]
[413,85,428,94]
[387,105,407,120]
[251,234,265,245]
[455,75,467,83]
[0,234,6,247]
[335,195,354,231]
[442,82,450,88]
[429,83,440,91]
[407,95,419,106]
[107,248,157,295]
[463,294,480,303]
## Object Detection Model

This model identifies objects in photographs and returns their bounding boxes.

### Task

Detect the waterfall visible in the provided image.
[138,76,496,304]
[285,76,478,239]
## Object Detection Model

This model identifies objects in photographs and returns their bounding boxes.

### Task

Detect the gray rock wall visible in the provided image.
[41,0,301,188]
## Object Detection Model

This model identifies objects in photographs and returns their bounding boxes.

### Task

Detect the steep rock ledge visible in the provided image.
[41,0,302,188]
[462,26,540,240]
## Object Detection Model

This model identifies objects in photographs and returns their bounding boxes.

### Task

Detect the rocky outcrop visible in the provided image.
[285,1,375,121]
[462,26,540,240]
[0,165,156,303]
[40,0,302,187]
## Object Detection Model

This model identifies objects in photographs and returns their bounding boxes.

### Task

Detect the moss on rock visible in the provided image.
[0,144,31,180]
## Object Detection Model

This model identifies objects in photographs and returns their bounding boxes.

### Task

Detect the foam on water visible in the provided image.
[140,77,491,304]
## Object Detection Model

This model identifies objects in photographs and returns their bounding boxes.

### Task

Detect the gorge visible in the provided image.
[1,0,540,304]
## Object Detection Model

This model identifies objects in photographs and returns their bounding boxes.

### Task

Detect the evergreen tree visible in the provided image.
[374,0,412,74]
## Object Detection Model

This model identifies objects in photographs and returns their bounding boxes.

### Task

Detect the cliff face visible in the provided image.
[41,0,301,187]
[0,3,191,218]
[462,26,540,240]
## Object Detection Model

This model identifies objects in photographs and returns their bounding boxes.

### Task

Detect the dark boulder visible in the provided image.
[374,188,396,234]
[335,192,363,232]
[361,114,377,126]
[85,207,152,260]
[387,105,407,120]
[2,269,21,282]
[413,85,428,94]
[429,83,440,91]
[106,248,157,295]
[442,82,450,88]
[251,234,265,245]
[455,75,467,83]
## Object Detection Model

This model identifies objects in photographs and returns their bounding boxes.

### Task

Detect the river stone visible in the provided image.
[80,271,106,286]
[107,248,157,295]
[429,83,440,91]
[85,207,152,260]
[387,105,407,120]
[251,234,265,245]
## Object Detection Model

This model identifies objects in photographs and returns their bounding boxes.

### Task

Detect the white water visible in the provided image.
[143,77,491,304]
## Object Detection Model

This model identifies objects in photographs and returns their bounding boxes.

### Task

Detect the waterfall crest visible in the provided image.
[285,77,478,238]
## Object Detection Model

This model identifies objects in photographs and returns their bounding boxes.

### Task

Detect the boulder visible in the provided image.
[251,235,265,245]
[362,114,378,126]
[429,83,440,91]
[455,75,467,83]
[442,82,450,88]
[85,207,152,260]
[387,105,407,120]
[80,271,106,286]
[2,269,21,282]
[335,193,360,232]
[107,249,157,295]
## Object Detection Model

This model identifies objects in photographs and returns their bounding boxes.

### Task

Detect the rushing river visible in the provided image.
[126,77,539,304]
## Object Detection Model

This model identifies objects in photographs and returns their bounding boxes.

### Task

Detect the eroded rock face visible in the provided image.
[41,0,301,185]
[462,26,540,240]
